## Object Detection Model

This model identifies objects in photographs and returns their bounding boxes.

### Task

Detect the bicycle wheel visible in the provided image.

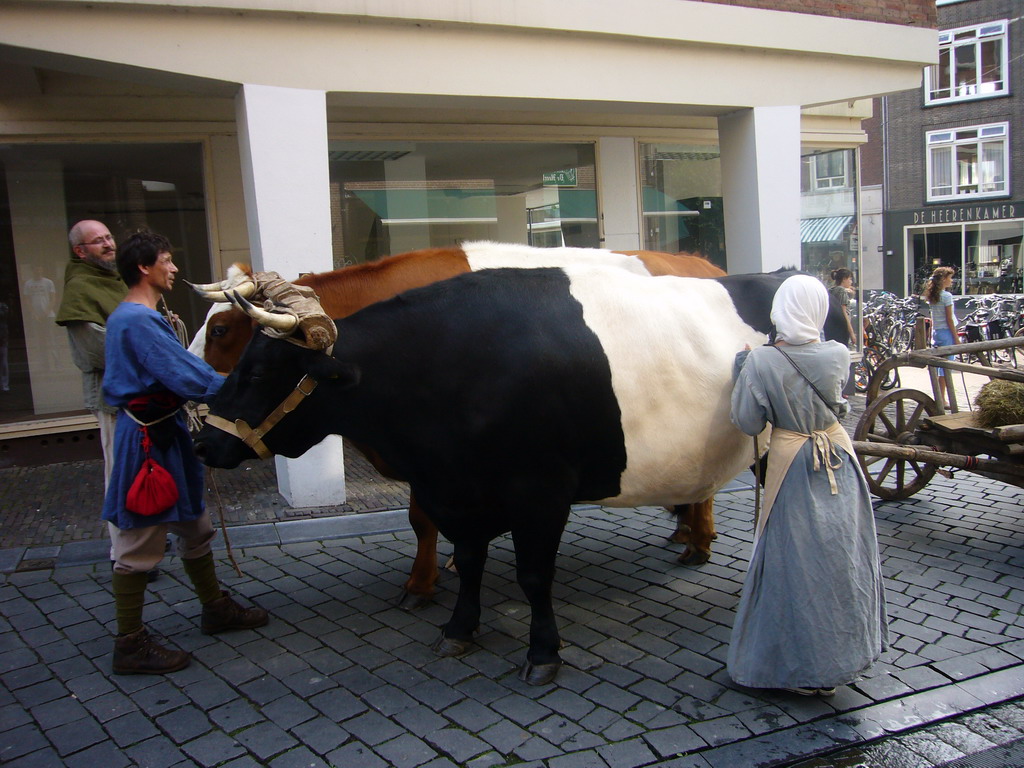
[852,356,870,393]
[1007,327,1024,368]
[864,346,899,390]
[892,325,913,354]
[992,343,1014,366]
[959,324,992,367]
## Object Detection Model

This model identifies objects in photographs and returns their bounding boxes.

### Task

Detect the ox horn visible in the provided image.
[226,289,299,333]
[186,278,257,303]
[186,264,257,302]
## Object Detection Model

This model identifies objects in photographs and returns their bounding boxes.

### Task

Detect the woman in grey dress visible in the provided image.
[728,275,888,696]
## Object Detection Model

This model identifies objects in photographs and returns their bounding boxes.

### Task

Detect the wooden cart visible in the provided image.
[851,335,1024,500]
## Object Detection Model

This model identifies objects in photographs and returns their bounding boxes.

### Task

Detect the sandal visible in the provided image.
[783,686,837,697]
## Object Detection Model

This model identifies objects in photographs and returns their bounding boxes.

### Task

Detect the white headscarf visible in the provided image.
[770,275,828,345]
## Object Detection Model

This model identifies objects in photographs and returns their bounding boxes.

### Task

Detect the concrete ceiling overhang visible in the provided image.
[0,44,238,98]
[0,0,936,117]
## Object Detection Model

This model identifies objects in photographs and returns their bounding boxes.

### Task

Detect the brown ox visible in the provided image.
[191,243,726,608]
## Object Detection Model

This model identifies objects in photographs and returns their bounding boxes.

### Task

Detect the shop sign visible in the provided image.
[543,169,577,187]
[912,202,1016,225]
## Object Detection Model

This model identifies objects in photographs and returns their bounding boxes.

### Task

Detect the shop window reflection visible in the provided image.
[0,142,211,426]
[329,141,599,266]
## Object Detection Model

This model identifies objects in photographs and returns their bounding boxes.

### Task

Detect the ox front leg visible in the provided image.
[398,496,441,611]
[511,517,568,686]
[433,538,487,658]
[672,499,716,566]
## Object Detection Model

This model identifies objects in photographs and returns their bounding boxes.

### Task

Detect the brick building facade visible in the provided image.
[696,0,935,27]
[876,0,1023,295]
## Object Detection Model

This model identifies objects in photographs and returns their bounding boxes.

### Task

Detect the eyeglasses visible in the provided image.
[77,234,115,247]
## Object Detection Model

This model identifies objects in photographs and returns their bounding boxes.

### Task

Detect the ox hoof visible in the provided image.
[677,546,711,566]
[518,659,561,686]
[669,527,691,545]
[397,590,433,612]
[433,633,472,658]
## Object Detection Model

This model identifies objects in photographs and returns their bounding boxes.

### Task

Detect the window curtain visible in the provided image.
[980,142,1004,192]
[931,146,952,196]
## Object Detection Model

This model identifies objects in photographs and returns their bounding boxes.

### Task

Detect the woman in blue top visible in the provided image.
[924,266,959,408]
[103,231,268,676]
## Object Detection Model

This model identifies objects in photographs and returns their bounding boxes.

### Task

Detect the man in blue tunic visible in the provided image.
[103,230,268,675]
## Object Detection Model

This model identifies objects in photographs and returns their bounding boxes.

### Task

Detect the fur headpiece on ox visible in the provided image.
[191,267,336,351]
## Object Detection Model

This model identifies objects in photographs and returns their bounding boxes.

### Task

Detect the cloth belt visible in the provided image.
[755,421,853,547]
[123,407,180,428]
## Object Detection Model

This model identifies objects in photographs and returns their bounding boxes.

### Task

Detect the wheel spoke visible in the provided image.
[904,402,928,432]
[894,399,905,432]
[877,411,897,438]
[906,461,927,476]
[874,458,897,484]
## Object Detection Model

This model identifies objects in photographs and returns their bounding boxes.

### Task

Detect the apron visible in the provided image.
[755,420,854,546]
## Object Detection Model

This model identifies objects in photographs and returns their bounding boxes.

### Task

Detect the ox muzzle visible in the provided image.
[202,374,317,460]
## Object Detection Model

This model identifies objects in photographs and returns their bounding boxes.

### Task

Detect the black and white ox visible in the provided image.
[195,265,846,685]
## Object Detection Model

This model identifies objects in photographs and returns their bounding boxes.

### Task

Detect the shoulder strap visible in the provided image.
[773,345,840,417]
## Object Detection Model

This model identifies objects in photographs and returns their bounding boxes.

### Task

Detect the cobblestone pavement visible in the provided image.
[1,394,1023,767]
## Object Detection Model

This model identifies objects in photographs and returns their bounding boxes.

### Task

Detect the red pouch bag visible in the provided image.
[125,427,179,516]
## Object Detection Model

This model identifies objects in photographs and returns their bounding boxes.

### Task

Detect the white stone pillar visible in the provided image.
[384,154,429,252]
[235,83,346,507]
[718,106,801,274]
[597,137,641,251]
[496,195,528,244]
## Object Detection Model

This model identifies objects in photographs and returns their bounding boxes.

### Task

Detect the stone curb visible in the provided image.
[664,666,1024,767]
[0,473,759,574]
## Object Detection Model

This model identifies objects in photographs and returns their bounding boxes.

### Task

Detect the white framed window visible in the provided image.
[801,150,849,191]
[814,152,847,189]
[925,20,1008,105]
[927,123,1009,202]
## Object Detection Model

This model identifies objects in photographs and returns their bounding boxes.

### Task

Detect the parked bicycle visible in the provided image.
[957,295,1022,368]
[850,291,1024,393]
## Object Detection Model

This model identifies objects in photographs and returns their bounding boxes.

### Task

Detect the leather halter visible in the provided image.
[204,374,317,459]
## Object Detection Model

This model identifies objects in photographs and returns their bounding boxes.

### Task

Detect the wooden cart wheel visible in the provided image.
[854,388,941,500]
[864,354,904,404]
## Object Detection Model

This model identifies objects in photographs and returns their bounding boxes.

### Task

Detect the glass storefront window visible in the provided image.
[907,220,1023,297]
[800,149,859,284]
[908,227,962,295]
[327,141,598,265]
[0,142,212,426]
[638,144,724,270]
[966,222,1022,294]
[801,148,860,343]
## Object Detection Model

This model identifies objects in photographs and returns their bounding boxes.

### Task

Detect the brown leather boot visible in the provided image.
[112,628,191,675]
[201,591,269,635]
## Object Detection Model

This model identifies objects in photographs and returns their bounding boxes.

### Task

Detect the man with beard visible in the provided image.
[58,221,163,581]
[54,221,166,581]
[57,220,127,489]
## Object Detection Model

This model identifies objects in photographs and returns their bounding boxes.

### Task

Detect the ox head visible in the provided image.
[188,302,254,374]
[194,278,354,469]
[187,263,260,373]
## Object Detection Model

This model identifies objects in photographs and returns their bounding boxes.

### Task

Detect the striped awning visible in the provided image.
[800,215,853,244]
